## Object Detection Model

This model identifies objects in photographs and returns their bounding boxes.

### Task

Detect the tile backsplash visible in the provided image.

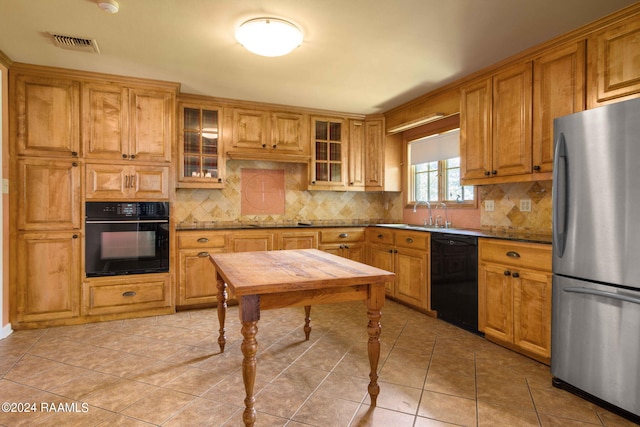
[479,181,552,234]
[175,160,403,225]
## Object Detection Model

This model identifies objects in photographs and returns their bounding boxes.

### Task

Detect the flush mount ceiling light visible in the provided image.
[97,0,119,14]
[235,18,303,57]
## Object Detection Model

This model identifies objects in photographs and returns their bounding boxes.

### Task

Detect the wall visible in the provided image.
[479,181,552,234]
[0,59,9,338]
[175,160,403,226]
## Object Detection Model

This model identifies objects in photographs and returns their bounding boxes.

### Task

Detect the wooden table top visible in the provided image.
[209,249,395,296]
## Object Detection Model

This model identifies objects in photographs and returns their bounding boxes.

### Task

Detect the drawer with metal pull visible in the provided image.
[319,228,365,243]
[83,274,171,315]
[178,231,227,249]
[394,230,429,251]
[479,239,551,271]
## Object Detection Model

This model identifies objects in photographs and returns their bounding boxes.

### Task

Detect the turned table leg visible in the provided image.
[216,272,227,352]
[304,305,311,340]
[240,295,260,427]
[366,283,385,406]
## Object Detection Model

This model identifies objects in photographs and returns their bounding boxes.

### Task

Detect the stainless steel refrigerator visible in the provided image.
[552,96,640,421]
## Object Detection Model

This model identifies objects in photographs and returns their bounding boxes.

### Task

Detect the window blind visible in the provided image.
[409,129,460,165]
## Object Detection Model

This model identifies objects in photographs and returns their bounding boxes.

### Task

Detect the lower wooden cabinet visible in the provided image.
[15,231,81,323]
[366,228,430,312]
[177,230,227,307]
[83,273,172,316]
[478,238,552,364]
[318,228,365,262]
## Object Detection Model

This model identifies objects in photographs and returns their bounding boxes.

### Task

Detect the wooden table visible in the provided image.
[209,249,395,427]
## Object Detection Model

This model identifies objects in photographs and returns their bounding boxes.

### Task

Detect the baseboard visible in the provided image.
[0,322,13,339]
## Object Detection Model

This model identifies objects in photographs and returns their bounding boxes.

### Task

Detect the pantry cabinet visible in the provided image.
[478,238,552,364]
[83,83,173,162]
[588,13,640,107]
[85,163,169,200]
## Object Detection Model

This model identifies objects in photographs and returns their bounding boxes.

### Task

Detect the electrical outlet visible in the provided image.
[485,200,494,212]
[520,199,532,212]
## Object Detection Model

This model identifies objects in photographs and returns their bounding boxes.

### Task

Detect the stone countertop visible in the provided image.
[175,220,376,231]
[176,221,552,244]
[374,224,552,244]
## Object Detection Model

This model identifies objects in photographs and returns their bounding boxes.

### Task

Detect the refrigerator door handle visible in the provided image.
[564,286,640,305]
[553,133,568,257]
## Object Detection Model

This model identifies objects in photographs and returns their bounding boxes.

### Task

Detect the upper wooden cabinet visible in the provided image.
[309,116,347,190]
[532,41,586,174]
[13,73,80,158]
[83,83,174,162]
[177,101,225,188]
[347,119,366,190]
[228,108,309,162]
[588,13,640,107]
[348,117,386,191]
[85,163,169,200]
[461,62,533,184]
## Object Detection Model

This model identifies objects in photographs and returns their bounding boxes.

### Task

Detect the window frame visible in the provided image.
[401,114,477,209]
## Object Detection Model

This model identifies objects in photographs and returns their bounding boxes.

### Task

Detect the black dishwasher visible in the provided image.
[430,234,478,333]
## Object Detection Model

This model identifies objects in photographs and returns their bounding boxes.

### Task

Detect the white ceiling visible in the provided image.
[1,0,637,115]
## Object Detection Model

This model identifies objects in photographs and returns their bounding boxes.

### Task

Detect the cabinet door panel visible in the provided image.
[277,231,317,250]
[460,78,492,180]
[492,62,532,177]
[85,163,128,199]
[229,232,274,252]
[364,118,384,189]
[589,16,640,106]
[232,109,269,149]
[129,88,173,162]
[368,244,395,296]
[480,263,513,343]
[179,248,224,306]
[17,232,80,322]
[83,83,129,159]
[272,112,305,153]
[17,159,81,231]
[15,74,80,157]
[133,166,169,199]
[513,269,552,359]
[533,41,585,174]
[348,119,365,188]
[395,247,427,309]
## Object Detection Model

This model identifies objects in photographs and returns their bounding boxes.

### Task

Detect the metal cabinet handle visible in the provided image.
[533,165,541,171]
[72,234,78,239]
[198,252,210,257]
[71,151,78,157]
[484,171,491,176]
[130,154,135,159]
[377,234,384,239]
[504,270,511,276]
[492,170,498,175]
[339,233,348,238]
[130,175,136,188]
[197,237,209,243]
[122,154,128,159]
[506,251,521,258]
[388,249,394,253]
[512,272,520,278]
[272,144,277,149]
[406,238,414,244]
[122,291,136,297]
[124,175,129,188]
[262,144,267,148]
[72,162,78,167]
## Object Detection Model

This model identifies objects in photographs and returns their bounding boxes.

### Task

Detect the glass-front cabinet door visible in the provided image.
[310,116,346,190]
[178,102,224,188]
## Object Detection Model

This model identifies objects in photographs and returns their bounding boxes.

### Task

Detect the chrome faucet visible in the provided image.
[437,202,451,228]
[413,201,432,226]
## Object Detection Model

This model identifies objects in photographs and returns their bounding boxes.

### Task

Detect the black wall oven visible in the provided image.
[85,202,169,277]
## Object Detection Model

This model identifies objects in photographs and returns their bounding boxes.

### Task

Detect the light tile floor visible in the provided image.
[0,299,636,426]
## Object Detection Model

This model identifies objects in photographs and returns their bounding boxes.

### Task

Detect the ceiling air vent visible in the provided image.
[49,33,100,53]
